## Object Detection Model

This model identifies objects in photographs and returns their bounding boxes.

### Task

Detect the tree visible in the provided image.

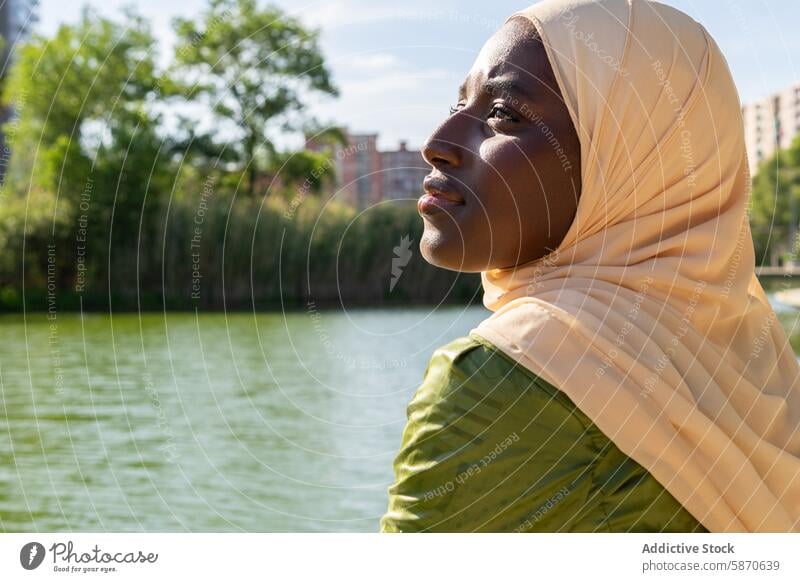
[171,0,338,197]
[263,121,348,197]
[303,121,348,152]
[268,149,335,198]
[749,136,800,266]
[1,7,163,200]
[0,7,171,292]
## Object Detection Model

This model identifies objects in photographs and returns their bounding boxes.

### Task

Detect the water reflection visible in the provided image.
[0,306,486,531]
[2,296,799,531]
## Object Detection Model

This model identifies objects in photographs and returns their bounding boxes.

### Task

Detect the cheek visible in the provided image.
[477,138,540,225]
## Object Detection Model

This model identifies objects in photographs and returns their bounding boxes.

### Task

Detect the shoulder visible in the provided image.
[384,335,705,532]
[382,334,604,532]
[411,333,591,435]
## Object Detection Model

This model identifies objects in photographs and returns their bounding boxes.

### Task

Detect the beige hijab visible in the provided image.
[470,0,800,532]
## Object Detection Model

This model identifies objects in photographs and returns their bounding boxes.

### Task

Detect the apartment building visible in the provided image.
[306,129,429,209]
[742,83,800,176]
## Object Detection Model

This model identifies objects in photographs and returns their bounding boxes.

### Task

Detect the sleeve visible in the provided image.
[379,337,601,533]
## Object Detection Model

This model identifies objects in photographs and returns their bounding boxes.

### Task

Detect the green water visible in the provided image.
[0,306,488,532]
[2,296,800,532]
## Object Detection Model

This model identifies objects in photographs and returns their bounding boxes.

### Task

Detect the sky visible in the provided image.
[36,0,800,150]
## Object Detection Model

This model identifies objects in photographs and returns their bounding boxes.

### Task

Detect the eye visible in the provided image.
[488,104,519,123]
[448,103,464,115]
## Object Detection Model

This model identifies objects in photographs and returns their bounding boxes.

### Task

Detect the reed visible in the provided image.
[0,189,482,311]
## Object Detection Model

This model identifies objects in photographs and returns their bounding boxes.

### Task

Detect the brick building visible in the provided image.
[306,129,429,209]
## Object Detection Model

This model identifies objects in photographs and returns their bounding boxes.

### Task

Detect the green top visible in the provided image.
[380,333,708,533]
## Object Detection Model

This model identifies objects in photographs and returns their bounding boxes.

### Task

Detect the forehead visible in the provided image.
[461,18,551,96]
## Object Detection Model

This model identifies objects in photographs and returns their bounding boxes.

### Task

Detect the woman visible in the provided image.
[381,0,800,533]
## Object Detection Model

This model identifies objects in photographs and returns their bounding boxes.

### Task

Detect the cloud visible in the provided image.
[293,0,459,29]
[341,53,404,71]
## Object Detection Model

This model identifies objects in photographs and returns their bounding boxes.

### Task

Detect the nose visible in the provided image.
[421,117,464,170]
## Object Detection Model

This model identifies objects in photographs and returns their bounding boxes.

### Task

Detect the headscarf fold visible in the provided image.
[471,0,800,532]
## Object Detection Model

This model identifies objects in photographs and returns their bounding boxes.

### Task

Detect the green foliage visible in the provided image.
[749,136,800,265]
[171,0,338,197]
[269,149,336,197]
[1,7,163,216]
[0,2,477,311]
[3,7,159,145]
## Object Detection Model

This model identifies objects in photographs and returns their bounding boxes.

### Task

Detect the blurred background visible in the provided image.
[0,0,799,531]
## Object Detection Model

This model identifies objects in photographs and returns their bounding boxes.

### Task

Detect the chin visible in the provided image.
[420,229,483,273]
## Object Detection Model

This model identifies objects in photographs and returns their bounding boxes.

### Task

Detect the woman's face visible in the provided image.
[418,17,581,272]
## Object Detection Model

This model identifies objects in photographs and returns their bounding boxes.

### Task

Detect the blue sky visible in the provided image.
[37,0,800,149]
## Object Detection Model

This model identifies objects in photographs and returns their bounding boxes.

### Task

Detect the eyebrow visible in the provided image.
[458,76,536,101]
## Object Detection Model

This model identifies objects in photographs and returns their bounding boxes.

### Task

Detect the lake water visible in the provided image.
[2,294,799,532]
[0,305,489,532]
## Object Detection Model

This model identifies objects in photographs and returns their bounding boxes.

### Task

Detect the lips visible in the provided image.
[418,175,465,215]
